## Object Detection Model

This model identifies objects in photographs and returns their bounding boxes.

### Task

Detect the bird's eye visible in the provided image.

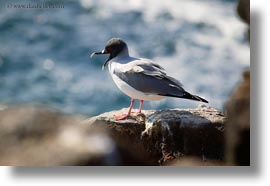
[106,47,112,52]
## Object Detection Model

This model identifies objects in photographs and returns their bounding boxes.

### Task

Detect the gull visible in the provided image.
[91,38,208,120]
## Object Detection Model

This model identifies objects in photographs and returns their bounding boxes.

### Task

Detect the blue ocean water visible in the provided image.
[0,0,249,116]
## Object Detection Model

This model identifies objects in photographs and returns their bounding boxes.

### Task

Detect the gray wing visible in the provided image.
[114,59,186,97]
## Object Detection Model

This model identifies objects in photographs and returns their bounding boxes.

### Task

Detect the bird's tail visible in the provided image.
[163,91,208,103]
[184,92,208,103]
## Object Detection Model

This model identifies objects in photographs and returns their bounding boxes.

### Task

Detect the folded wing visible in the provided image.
[114,59,208,103]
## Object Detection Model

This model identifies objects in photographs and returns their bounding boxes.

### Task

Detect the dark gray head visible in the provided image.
[91,38,128,69]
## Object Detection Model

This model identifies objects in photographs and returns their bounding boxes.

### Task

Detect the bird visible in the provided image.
[91,38,208,120]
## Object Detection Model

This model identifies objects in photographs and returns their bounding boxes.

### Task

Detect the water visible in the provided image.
[0,0,250,116]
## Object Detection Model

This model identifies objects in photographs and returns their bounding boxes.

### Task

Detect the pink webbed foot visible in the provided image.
[114,114,129,120]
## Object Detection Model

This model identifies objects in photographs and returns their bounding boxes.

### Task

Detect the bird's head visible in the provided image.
[90,38,128,70]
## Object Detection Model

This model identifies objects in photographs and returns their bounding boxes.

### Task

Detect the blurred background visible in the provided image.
[0,0,250,116]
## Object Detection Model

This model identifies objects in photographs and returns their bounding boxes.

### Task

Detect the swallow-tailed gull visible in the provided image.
[91,38,208,120]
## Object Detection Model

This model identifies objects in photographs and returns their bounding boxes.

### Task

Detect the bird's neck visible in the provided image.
[109,47,132,66]
[117,47,129,58]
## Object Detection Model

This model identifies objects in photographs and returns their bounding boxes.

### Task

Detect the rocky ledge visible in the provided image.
[84,104,225,165]
[0,104,225,166]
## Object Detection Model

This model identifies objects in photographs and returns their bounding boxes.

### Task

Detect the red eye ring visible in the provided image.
[106,47,112,52]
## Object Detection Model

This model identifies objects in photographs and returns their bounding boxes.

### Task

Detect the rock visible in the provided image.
[222,0,250,166]
[166,157,225,166]
[237,0,250,24]
[83,109,158,165]
[224,70,250,165]
[87,105,225,165]
[0,105,112,166]
[237,0,250,41]
[142,105,225,164]
[0,104,226,166]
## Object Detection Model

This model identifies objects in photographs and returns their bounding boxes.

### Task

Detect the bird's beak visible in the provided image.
[90,49,108,58]
[90,49,111,70]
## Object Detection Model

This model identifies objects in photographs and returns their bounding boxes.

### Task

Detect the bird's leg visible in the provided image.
[127,99,135,115]
[114,99,135,120]
[138,100,144,113]
[131,100,144,114]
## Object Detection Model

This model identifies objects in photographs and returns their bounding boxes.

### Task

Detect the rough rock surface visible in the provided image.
[0,105,156,166]
[225,70,250,166]
[86,104,225,165]
[0,104,225,166]
[236,0,250,42]
[237,0,250,24]
[223,0,250,166]
[0,105,144,166]
[166,157,225,166]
